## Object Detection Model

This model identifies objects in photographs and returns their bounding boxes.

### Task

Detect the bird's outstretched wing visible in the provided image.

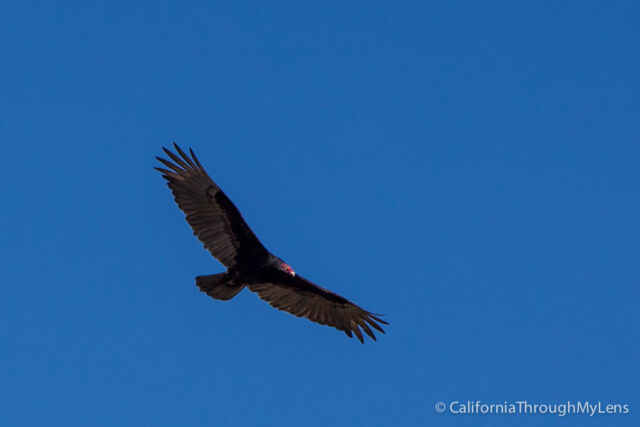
[155,143,270,269]
[248,276,388,343]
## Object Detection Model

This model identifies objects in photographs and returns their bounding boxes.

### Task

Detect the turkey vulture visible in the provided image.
[155,144,387,342]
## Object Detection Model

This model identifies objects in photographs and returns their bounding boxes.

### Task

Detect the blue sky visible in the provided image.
[1,1,638,426]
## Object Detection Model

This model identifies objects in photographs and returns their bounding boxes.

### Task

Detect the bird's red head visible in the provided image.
[280,262,296,277]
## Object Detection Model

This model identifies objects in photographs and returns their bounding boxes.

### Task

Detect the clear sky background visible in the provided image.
[1,1,638,426]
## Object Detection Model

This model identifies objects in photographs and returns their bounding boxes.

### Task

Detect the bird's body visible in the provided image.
[155,144,387,342]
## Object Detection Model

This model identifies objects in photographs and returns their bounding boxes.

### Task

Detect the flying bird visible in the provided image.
[155,144,387,342]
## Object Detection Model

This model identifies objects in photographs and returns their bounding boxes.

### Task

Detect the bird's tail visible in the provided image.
[195,273,244,301]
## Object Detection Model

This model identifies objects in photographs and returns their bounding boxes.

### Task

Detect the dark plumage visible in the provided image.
[155,144,387,342]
